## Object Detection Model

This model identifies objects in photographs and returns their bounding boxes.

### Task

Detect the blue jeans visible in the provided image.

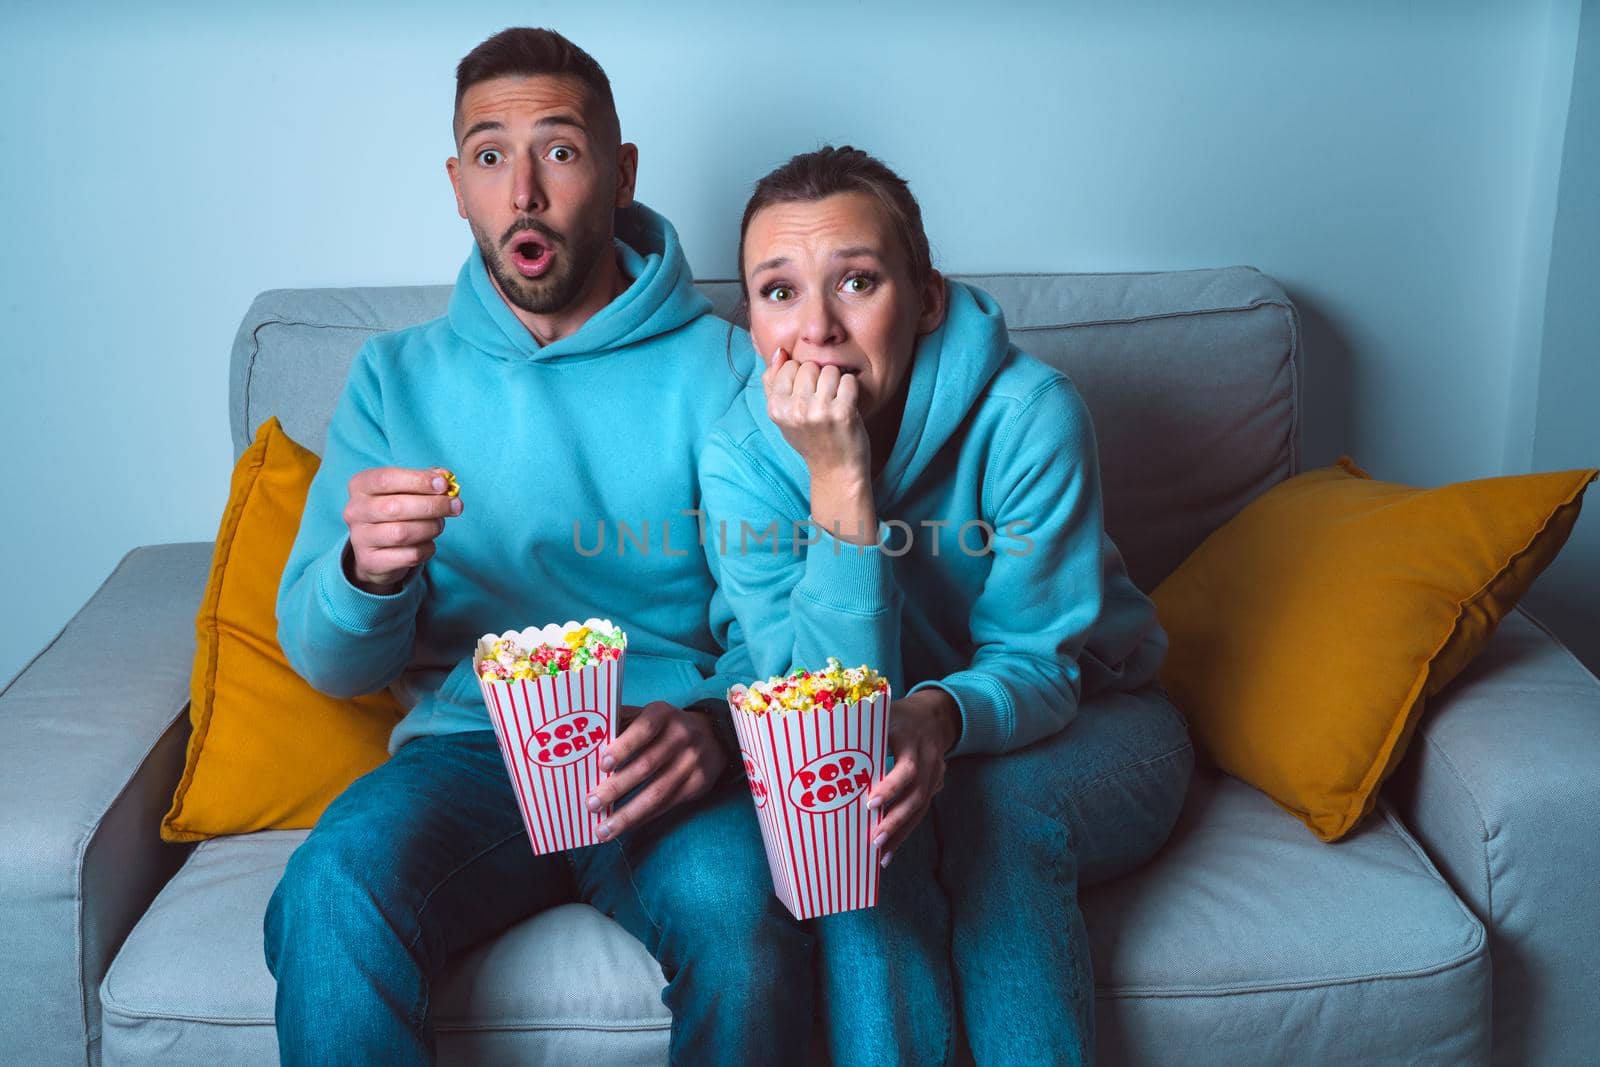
[811,815,953,1065]
[263,730,813,1066]
[811,682,1192,1066]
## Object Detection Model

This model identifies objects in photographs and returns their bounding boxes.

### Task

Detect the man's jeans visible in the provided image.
[263,730,813,1066]
[812,681,1193,1066]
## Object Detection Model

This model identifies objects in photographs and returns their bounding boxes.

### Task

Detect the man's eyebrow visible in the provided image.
[459,119,504,143]
[459,114,588,144]
[534,113,587,134]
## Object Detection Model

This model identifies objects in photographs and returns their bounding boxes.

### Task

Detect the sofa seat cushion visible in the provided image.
[99,830,672,1065]
[101,774,1489,1065]
[1084,769,1490,1064]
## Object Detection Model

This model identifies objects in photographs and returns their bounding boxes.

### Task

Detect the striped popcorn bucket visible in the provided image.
[475,644,625,856]
[730,687,892,920]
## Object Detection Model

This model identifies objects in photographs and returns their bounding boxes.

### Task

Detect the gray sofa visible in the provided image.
[4,268,1597,1065]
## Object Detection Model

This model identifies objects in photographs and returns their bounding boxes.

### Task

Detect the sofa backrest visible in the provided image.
[229,268,1299,591]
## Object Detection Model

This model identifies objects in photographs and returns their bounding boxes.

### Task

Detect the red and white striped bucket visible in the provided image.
[477,655,624,856]
[731,688,892,920]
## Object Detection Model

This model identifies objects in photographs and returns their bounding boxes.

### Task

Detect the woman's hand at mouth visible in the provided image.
[762,347,879,545]
[762,347,871,476]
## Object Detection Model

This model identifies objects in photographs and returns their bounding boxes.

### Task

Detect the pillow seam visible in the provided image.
[162,424,274,839]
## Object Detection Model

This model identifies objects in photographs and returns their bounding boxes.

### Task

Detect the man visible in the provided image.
[265,28,810,1065]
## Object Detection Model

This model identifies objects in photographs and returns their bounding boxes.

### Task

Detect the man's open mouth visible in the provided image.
[508,233,555,279]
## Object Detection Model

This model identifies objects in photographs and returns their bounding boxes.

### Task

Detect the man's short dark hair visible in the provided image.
[454,28,619,147]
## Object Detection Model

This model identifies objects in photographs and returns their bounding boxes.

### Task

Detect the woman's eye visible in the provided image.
[476,149,502,166]
[547,145,575,163]
[842,275,874,294]
[762,286,794,303]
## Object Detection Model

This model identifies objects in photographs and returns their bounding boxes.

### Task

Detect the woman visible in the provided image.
[700,146,1195,1065]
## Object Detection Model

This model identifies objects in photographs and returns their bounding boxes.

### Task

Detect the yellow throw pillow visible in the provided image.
[162,418,403,842]
[1152,456,1596,842]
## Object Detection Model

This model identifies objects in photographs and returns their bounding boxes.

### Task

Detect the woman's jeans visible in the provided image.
[811,681,1194,1066]
[263,730,813,1066]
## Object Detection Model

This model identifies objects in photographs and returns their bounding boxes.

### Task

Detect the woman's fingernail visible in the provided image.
[450,498,462,515]
[866,796,882,810]
[597,823,612,841]
[600,755,615,771]
[873,833,887,850]
[431,476,446,492]
[586,796,601,813]
[880,851,894,869]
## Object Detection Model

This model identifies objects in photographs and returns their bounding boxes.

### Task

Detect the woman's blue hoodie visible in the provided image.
[699,280,1166,756]
[278,204,751,752]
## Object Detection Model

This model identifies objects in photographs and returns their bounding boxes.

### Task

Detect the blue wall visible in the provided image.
[1521,0,1600,672]
[3,0,1596,684]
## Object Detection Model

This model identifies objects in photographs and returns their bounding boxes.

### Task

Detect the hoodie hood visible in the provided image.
[745,279,1013,504]
[448,201,711,363]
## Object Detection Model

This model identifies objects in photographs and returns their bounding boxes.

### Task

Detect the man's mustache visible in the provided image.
[500,218,564,248]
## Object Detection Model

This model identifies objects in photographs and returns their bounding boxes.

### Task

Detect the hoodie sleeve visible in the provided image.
[699,430,905,693]
[678,565,756,784]
[276,344,427,698]
[912,377,1110,756]
[682,546,758,708]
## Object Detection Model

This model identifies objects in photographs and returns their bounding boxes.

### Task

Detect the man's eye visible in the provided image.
[762,286,794,303]
[476,149,502,166]
[547,145,576,163]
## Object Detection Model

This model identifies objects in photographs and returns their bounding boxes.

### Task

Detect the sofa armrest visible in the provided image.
[1385,608,1600,1066]
[0,543,210,1065]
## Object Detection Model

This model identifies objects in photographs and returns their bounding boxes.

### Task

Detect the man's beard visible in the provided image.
[474,211,612,317]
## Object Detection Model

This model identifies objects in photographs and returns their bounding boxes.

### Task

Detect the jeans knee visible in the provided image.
[276,832,359,908]
[1068,740,1195,887]
[655,863,809,992]
[937,758,1065,858]
[1132,738,1195,853]
[938,794,1075,898]
[266,832,407,971]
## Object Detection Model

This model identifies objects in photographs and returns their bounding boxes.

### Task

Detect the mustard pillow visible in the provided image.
[1152,456,1596,842]
[162,418,403,842]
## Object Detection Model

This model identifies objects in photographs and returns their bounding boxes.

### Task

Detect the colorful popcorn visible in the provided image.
[476,623,626,682]
[474,620,628,856]
[729,658,888,715]
[729,658,892,920]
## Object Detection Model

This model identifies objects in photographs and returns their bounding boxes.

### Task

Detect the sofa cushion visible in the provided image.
[102,773,1485,1064]
[163,419,403,843]
[1085,770,1489,1064]
[229,285,452,464]
[1152,457,1596,841]
[231,268,1297,591]
[99,830,672,1065]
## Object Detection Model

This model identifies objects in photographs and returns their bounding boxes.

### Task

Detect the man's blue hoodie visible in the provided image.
[278,204,751,752]
[699,280,1166,757]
